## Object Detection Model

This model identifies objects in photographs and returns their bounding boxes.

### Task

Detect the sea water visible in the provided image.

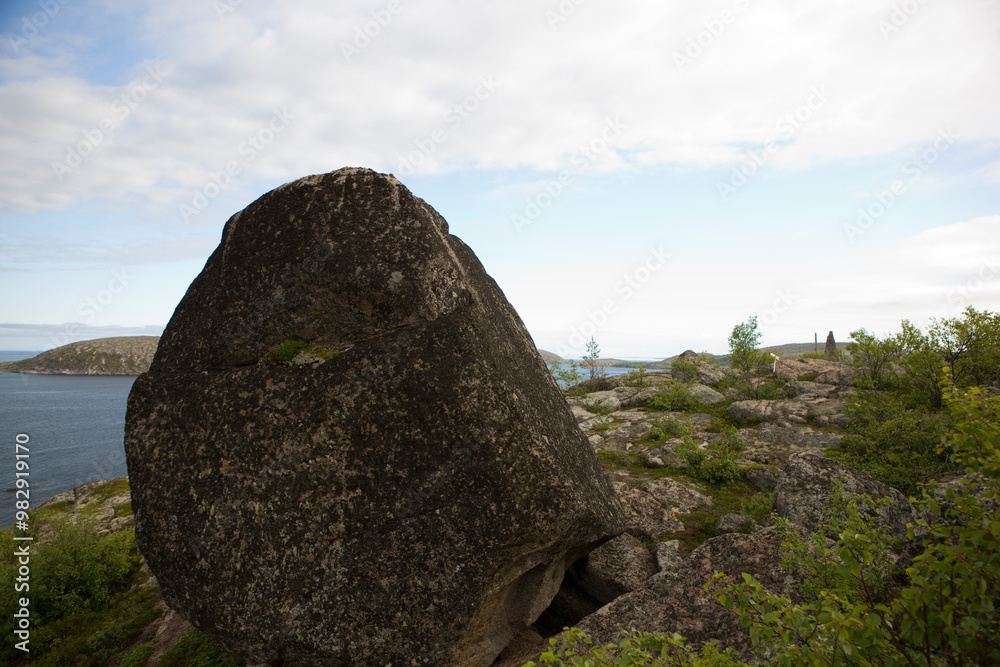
[0,352,134,527]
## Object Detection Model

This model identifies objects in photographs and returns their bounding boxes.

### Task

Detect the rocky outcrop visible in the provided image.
[538,349,568,365]
[125,168,623,667]
[575,534,658,603]
[775,357,855,385]
[576,527,799,654]
[773,451,917,540]
[612,478,712,540]
[0,336,159,375]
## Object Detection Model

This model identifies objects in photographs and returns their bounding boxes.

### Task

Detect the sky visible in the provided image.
[1,0,998,359]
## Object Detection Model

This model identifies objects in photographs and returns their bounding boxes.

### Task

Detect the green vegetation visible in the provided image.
[622,366,651,388]
[651,383,701,412]
[119,644,156,667]
[258,338,340,365]
[521,375,1000,666]
[159,629,242,667]
[0,521,159,666]
[727,316,769,399]
[582,336,606,382]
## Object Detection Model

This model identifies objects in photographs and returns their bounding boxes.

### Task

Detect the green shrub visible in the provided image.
[717,426,744,456]
[0,523,157,666]
[698,457,740,485]
[652,383,701,412]
[828,387,952,496]
[622,367,650,388]
[120,644,155,667]
[159,629,242,667]
[670,357,699,382]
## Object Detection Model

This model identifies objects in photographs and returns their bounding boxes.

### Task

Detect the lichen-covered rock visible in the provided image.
[576,527,799,654]
[745,466,782,490]
[575,534,658,603]
[612,479,712,541]
[125,168,623,667]
[713,513,761,536]
[773,450,916,540]
[687,383,725,406]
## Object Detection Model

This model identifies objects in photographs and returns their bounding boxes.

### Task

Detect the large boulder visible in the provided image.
[773,451,917,540]
[125,168,623,667]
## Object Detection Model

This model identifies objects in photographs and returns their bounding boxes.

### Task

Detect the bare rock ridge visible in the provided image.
[0,336,159,375]
[124,167,624,666]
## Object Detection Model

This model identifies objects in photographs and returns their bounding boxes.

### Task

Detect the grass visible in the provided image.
[159,630,243,667]
[657,477,774,552]
[258,338,341,366]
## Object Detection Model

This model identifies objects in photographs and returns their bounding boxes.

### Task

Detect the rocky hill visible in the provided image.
[0,336,159,375]
[538,349,568,365]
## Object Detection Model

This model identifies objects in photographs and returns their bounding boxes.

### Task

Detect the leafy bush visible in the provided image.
[0,523,157,666]
[622,367,651,388]
[652,383,701,412]
[728,317,770,399]
[522,626,740,666]
[828,387,952,495]
[670,357,699,383]
[550,361,583,392]
[697,457,740,485]
[717,426,744,456]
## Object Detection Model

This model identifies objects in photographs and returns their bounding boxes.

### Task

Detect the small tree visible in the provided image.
[846,327,902,389]
[582,336,606,381]
[728,316,767,398]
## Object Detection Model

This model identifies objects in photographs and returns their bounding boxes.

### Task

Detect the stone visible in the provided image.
[654,539,685,574]
[574,534,658,603]
[713,513,761,536]
[687,383,726,406]
[773,450,917,540]
[125,168,624,667]
[576,527,800,655]
[825,331,837,359]
[745,466,782,490]
[612,479,712,541]
[775,358,855,385]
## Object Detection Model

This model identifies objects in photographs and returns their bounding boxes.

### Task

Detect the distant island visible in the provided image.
[0,336,160,375]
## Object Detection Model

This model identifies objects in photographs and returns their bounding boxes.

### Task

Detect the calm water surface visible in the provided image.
[0,351,133,527]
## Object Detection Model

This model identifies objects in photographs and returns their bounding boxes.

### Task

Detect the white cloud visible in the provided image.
[0,0,998,214]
